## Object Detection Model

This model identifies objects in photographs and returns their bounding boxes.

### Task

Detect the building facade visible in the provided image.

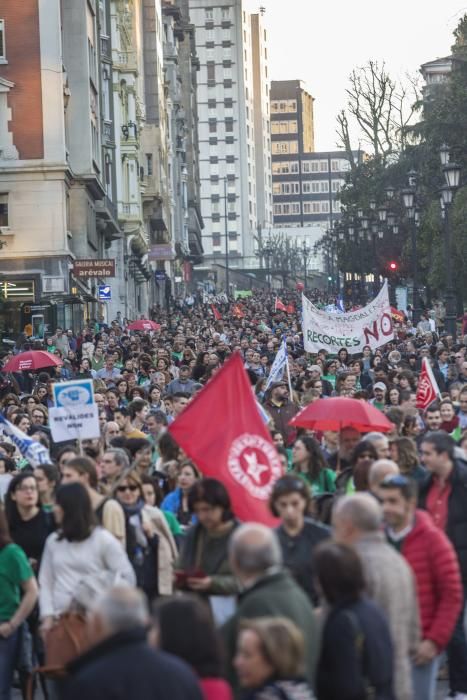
[0,0,84,338]
[0,0,205,333]
[188,0,272,271]
[270,81,363,231]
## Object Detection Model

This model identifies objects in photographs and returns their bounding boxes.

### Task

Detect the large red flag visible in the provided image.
[275,297,287,312]
[169,353,282,525]
[286,303,296,314]
[416,357,441,409]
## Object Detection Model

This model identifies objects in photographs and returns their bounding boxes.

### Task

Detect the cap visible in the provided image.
[373,382,387,391]
[269,381,288,391]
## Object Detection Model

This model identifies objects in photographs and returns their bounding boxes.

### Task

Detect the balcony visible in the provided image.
[120,201,141,221]
[115,51,137,72]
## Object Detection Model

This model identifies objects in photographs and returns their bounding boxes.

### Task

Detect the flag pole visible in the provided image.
[284,339,293,398]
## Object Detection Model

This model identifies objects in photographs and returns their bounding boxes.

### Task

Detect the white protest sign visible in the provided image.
[50,379,100,442]
[302,281,394,354]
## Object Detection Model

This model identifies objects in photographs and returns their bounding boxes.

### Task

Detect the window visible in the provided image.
[271,141,298,155]
[209,137,218,145]
[208,99,216,109]
[271,120,298,134]
[321,202,330,213]
[146,154,153,176]
[209,119,217,133]
[320,160,328,172]
[291,202,301,214]
[212,234,221,247]
[207,63,216,83]
[221,7,230,19]
[224,98,233,108]
[0,20,6,61]
[332,180,342,193]
[0,193,8,226]
[205,8,214,20]
[225,118,234,133]
[331,159,340,172]
[274,182,300,195]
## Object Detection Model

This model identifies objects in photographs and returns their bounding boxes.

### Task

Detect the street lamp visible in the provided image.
[262,244,273,290]
[301,239,310,291]
[401,183,420,325]
[440,157,461,337]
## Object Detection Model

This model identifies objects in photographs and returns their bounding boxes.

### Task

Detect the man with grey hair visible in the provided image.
[364,432,391,459]
[221,523,318,689]
[100,447,130,492]
[65,587,202,700]
[368,458,400,499]
[333,494,420,700]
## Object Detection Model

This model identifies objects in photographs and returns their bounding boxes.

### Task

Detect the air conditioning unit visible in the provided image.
[42,276,65,293]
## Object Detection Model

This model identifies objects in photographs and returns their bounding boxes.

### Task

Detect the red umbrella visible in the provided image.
[2,350,63,373]
[289,397,393,433]
[127,320,161,332]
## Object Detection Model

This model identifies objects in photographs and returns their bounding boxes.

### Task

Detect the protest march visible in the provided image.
[0,287,467,700]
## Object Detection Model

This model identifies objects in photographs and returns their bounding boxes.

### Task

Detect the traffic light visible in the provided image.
[389,261,397,271]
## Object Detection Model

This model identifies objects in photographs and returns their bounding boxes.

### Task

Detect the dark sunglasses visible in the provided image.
[117,484,139,493]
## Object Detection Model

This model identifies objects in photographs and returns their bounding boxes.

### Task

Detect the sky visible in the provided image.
[247,0,467,151]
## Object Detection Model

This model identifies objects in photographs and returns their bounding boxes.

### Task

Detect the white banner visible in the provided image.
[302,281,394,354]
[265,338,288,390]
[49,404,100,442]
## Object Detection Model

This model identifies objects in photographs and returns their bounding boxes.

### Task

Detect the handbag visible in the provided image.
[43,611,90,674]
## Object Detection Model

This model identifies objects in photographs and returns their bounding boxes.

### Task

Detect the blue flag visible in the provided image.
[0,413,51,467]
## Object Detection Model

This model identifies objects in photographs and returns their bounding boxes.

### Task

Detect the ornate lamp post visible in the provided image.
[440,145,461,338]
[401,176,420,325]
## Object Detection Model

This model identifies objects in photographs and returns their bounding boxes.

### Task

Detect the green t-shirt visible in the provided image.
[163,510,182,536]
[296,468,337,496]
[0,543,33,622]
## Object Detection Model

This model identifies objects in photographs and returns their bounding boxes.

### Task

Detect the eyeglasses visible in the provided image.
[17,485,38,492]
[117,484,139,493]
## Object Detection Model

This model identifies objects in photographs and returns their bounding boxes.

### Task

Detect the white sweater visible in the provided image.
[39,527,136,618]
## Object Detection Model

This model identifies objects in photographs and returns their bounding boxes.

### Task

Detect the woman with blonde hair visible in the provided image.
[114,469,177,599]
[234,617,314,699]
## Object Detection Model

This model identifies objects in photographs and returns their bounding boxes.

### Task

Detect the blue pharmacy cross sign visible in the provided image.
[98,284,112,301]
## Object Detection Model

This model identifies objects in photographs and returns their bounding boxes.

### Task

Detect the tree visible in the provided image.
[336,61,420,165]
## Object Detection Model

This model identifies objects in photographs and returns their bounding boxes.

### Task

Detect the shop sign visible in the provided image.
[98,285,112,301]
[149,244,175,260]
[73,259,116,278]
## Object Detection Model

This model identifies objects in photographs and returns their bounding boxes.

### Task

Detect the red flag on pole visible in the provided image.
[232,304,245,318]
[416,357,441,410]
[286,303,296,314]
[275,298,287,312]
[211,304,222,321]
[168,353,283,526]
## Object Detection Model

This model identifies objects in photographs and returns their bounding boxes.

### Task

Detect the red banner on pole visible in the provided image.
[169,354,282,525]
[416,357,441,409]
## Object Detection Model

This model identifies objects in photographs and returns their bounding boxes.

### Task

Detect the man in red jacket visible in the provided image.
[381,474,462,700]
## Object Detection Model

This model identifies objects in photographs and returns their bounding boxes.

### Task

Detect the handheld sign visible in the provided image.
[49,379,100,442]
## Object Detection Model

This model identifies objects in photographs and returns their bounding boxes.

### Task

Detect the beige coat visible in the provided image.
[141,505,177,595]
[355,532,420,700]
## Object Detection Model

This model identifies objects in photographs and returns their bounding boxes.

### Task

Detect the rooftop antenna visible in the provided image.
[259,6,266,14]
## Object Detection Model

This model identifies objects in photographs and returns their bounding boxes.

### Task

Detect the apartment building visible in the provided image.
[188,0,272,269]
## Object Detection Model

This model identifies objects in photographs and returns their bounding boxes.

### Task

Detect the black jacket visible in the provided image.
[63,627,203,700]
[316,597,394,700]
[276,518,330,603]
[419,458,467,583]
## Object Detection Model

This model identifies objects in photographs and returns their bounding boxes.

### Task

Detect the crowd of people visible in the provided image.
[1,289,467,700]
